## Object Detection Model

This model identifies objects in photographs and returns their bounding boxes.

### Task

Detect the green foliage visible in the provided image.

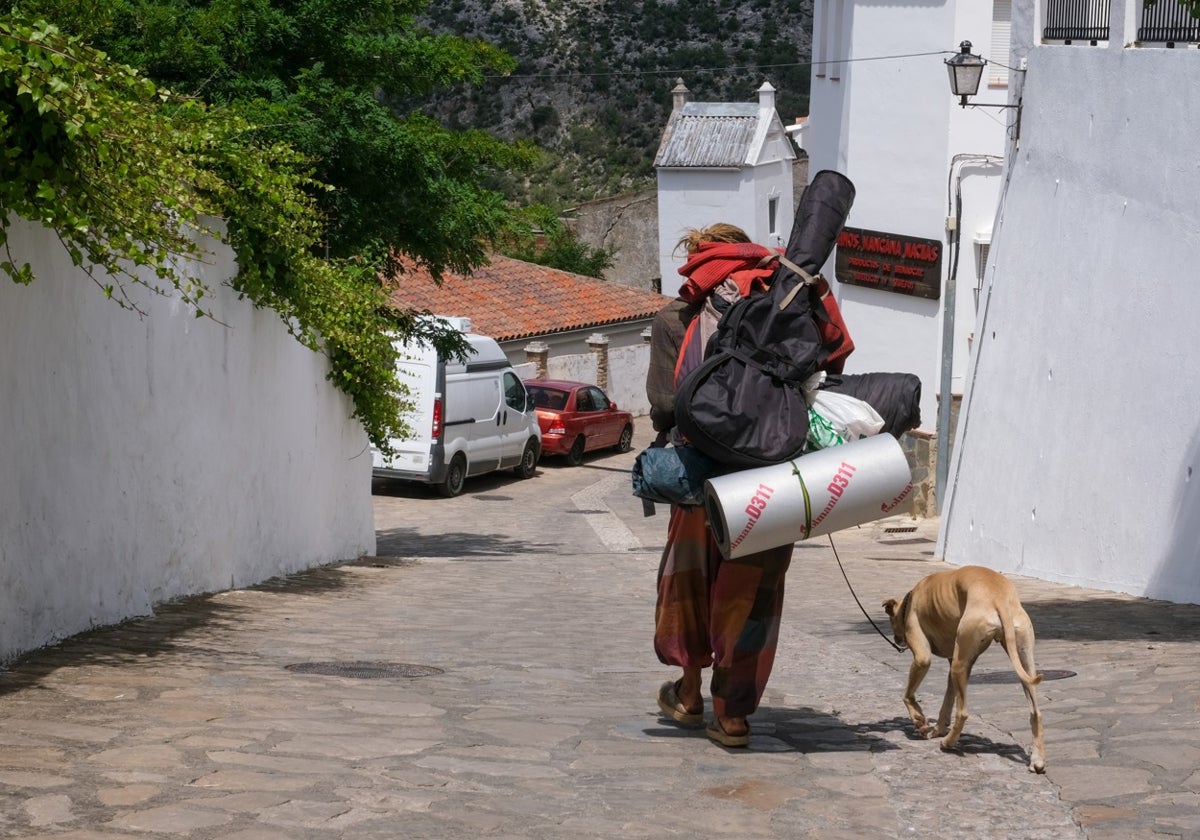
[0,12,430,451]
[0,14,227,311]
[501,206,614,278]
[26,0,536,278]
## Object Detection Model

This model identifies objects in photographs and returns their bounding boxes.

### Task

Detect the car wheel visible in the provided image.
[514,439,539,479]
[437,454,467,497]
[615,424,633,453]
[566,435,586,466]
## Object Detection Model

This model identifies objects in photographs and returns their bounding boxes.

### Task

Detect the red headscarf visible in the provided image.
[677,242,777,302]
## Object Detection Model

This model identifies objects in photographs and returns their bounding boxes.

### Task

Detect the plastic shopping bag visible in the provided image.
[812,389,885,442]
[806,406,847,450]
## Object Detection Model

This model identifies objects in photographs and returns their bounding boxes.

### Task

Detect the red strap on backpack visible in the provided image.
[810,275,854,374]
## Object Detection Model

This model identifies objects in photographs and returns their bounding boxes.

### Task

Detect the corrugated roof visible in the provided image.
[654,102,760,168]
[384,254,671,342]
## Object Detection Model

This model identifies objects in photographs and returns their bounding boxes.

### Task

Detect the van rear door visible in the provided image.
[372,343,440,479]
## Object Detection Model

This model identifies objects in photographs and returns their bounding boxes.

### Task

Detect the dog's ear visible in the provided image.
[882,598,898,616]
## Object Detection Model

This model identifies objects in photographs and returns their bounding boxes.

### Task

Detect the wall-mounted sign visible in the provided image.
[834,226,942,300]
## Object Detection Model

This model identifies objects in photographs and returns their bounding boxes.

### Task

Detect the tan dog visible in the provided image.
[882,565,1045,773]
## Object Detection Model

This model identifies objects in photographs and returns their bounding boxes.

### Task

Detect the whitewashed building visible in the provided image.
[937,0,1200,603]
[655,80,797,297]
[803,0,1015,450]
[806,0,1200,602]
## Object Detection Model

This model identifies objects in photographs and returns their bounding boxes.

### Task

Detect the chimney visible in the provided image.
[671,78,689,111]
[758,80,776,112]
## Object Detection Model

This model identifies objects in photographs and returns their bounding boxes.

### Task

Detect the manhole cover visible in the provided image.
[285,661,444,679]
[972,668,1075,684]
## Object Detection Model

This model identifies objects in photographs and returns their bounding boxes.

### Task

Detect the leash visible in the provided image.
[826,532,905,653]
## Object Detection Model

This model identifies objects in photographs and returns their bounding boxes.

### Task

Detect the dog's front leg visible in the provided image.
[902,637,933,735]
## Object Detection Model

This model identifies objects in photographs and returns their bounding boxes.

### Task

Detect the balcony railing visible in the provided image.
[1043,0,1111,41]
[1138,0,1200,42]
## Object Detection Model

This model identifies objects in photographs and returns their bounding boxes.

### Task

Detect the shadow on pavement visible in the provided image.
[0,561,399,695]
[0,593,248,696]
[371,473,531,499]
[1023,596,1200,642]
[369,451,631,498]
[857,715,1032,767]
[638,705,901,754]
[538,459,632,475]
[375,525,561,559]
[757,705,901,754]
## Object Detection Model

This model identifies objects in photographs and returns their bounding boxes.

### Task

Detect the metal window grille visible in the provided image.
[1139,0,1200,42]
[1043,0,1111,41]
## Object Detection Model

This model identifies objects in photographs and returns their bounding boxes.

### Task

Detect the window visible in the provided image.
[814,0,846,80]
[504,372,527,411]
[581,388,609,412]
[990,0,1012,86]
[1043,0,1110,42]
[1138,0,1200,43]
[768,196,780,237]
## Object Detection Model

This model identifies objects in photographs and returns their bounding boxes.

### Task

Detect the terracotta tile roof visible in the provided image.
[385,254,671,342]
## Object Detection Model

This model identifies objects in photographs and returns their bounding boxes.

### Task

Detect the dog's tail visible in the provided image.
[999,608,1043,688]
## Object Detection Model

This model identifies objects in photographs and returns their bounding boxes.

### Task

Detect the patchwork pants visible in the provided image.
[654,504,793,719]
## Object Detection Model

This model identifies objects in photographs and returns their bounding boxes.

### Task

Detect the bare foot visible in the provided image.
[676,667,703,715]
[717,715,748,737]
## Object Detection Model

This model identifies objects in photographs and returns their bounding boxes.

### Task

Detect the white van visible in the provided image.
[371,319,541,496]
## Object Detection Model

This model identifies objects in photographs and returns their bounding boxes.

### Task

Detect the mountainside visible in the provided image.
[412,0,814,206]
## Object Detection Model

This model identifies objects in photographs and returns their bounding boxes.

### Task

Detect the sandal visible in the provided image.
[705,717,750,748]
[657,680,704,727]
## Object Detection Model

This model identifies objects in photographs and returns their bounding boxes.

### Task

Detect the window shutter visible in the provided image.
[990,0,1012,86]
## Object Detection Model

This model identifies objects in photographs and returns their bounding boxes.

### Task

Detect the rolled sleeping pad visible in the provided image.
[703,434,914,559]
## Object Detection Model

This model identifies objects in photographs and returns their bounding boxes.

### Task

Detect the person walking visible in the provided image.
[647,223,795,748]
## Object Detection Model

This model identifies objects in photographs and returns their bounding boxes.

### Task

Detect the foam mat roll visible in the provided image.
[704,434,914,559]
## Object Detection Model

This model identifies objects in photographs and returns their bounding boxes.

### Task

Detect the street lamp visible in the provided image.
[945,41,987,107]
[945,39,1022,113]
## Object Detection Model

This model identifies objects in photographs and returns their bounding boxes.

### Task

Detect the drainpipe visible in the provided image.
[937,155,1001,513]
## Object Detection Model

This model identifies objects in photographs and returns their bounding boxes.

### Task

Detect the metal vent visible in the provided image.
[285,661,444,679]
[972,668,1075,684]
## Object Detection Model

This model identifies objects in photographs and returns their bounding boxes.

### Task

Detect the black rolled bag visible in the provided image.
[820,372,923,438]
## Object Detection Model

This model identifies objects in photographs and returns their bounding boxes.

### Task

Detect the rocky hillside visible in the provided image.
[412,0,814,206]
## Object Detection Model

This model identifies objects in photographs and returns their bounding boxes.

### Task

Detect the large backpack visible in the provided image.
[674,170,857,469]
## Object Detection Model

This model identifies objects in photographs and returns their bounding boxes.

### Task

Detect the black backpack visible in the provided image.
[673,170,857,469]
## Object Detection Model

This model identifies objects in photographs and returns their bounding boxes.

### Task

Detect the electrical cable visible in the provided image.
[483,50,953,81]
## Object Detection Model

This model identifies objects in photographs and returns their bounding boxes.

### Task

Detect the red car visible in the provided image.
[524,379,635,465]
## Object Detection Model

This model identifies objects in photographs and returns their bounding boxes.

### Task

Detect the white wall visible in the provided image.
[752,159,796,253]
[0,219,376,662]
[939,7,1200,601]
[657,169,757,297]
[513,338,653,420]
[657,165,798,298]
